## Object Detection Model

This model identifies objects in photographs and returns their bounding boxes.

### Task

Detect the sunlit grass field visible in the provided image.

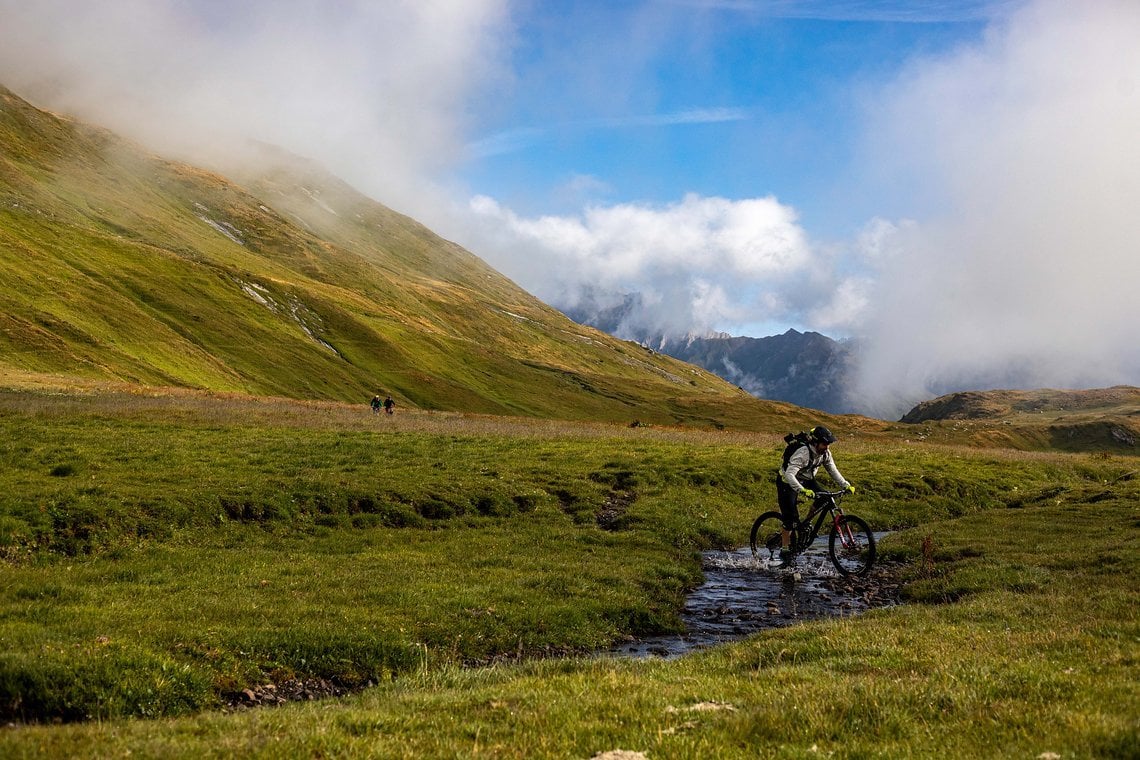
[0,385,1136,757]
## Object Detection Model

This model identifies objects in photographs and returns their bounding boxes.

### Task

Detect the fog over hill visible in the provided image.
[895,385,1139,453]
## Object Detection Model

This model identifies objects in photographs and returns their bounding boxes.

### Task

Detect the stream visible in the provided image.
[229,536,899,710]
[613,534,898,658]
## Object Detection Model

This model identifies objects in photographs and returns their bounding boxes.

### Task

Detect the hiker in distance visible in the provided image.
[383,395,395,415]
[370,395,382,415]
[776,425,856,567]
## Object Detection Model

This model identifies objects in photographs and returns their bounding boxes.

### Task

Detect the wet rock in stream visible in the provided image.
[614,540,901,659]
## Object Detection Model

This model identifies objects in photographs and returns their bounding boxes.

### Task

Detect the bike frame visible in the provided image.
[794,491,855,552]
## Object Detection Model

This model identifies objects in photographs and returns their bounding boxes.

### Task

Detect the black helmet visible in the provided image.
[809,425,837,444]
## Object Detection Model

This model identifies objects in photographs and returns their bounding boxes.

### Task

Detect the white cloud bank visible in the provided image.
[848,0,1140,414]
[463,192,857,340]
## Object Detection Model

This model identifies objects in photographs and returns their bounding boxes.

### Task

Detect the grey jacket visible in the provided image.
[780,443,850,494]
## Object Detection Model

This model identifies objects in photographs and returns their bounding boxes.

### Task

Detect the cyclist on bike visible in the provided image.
[776,425,855,567]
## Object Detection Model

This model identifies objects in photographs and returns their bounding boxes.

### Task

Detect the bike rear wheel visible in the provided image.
[750,511,793,564]
[828,515,875,576]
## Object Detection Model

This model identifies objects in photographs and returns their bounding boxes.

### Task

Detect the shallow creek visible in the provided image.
[228,536,899,710]
[613,534,898,658]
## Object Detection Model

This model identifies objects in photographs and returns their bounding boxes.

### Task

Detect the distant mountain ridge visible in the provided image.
[565,298,1140,448]
[0,83,825,429]
[562,293,854,413]
[650,329,854,414]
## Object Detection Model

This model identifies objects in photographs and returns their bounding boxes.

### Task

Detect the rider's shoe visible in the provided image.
[776,550,795,568]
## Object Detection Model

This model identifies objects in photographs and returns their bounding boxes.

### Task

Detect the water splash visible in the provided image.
[612,535,895,659]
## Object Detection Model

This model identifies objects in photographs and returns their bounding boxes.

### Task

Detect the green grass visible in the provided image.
[0,387,785,720]
[0,388,1137,758]
[2,500,1136,757]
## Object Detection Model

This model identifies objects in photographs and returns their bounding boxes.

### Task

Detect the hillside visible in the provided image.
[0,84,844,429]
[897,385,1140,451]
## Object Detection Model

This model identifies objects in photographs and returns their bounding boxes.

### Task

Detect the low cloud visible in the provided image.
[463,193,850,339]
[0,0,511,220]
[849,0,1140,415]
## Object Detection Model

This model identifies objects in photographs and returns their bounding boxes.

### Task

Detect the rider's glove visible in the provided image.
[800,488,815,499]
[846,484,856,494]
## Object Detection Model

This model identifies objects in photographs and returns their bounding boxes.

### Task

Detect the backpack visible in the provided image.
[781,431,812,470]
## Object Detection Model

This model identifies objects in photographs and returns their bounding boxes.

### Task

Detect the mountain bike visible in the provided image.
[750,489,876,576]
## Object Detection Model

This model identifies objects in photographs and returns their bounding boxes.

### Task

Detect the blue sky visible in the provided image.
[2,0,1138,412]
[461,2,996,236]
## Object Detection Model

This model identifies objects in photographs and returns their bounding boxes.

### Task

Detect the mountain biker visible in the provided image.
[776,425,855,567]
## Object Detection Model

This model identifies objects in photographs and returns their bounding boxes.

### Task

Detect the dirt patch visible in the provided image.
[596,489,636,530]
[223,677,351,711]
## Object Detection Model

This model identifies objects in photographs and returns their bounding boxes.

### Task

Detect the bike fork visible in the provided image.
[833,514,856,547]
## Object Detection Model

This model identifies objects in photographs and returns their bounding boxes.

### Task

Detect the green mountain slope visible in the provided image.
[0,84,839,429]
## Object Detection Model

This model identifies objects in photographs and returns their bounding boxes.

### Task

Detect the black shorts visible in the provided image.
[776,475,819,530]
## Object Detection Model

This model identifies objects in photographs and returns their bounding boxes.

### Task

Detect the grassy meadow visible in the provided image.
[0,384,1137,758]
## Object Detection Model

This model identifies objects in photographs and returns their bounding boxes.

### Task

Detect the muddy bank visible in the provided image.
[224,677,352,711]
[614,537,901,658]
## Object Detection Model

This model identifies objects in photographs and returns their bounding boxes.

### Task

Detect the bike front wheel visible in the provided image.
[750,511,790,564]
[828,515,876,576]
